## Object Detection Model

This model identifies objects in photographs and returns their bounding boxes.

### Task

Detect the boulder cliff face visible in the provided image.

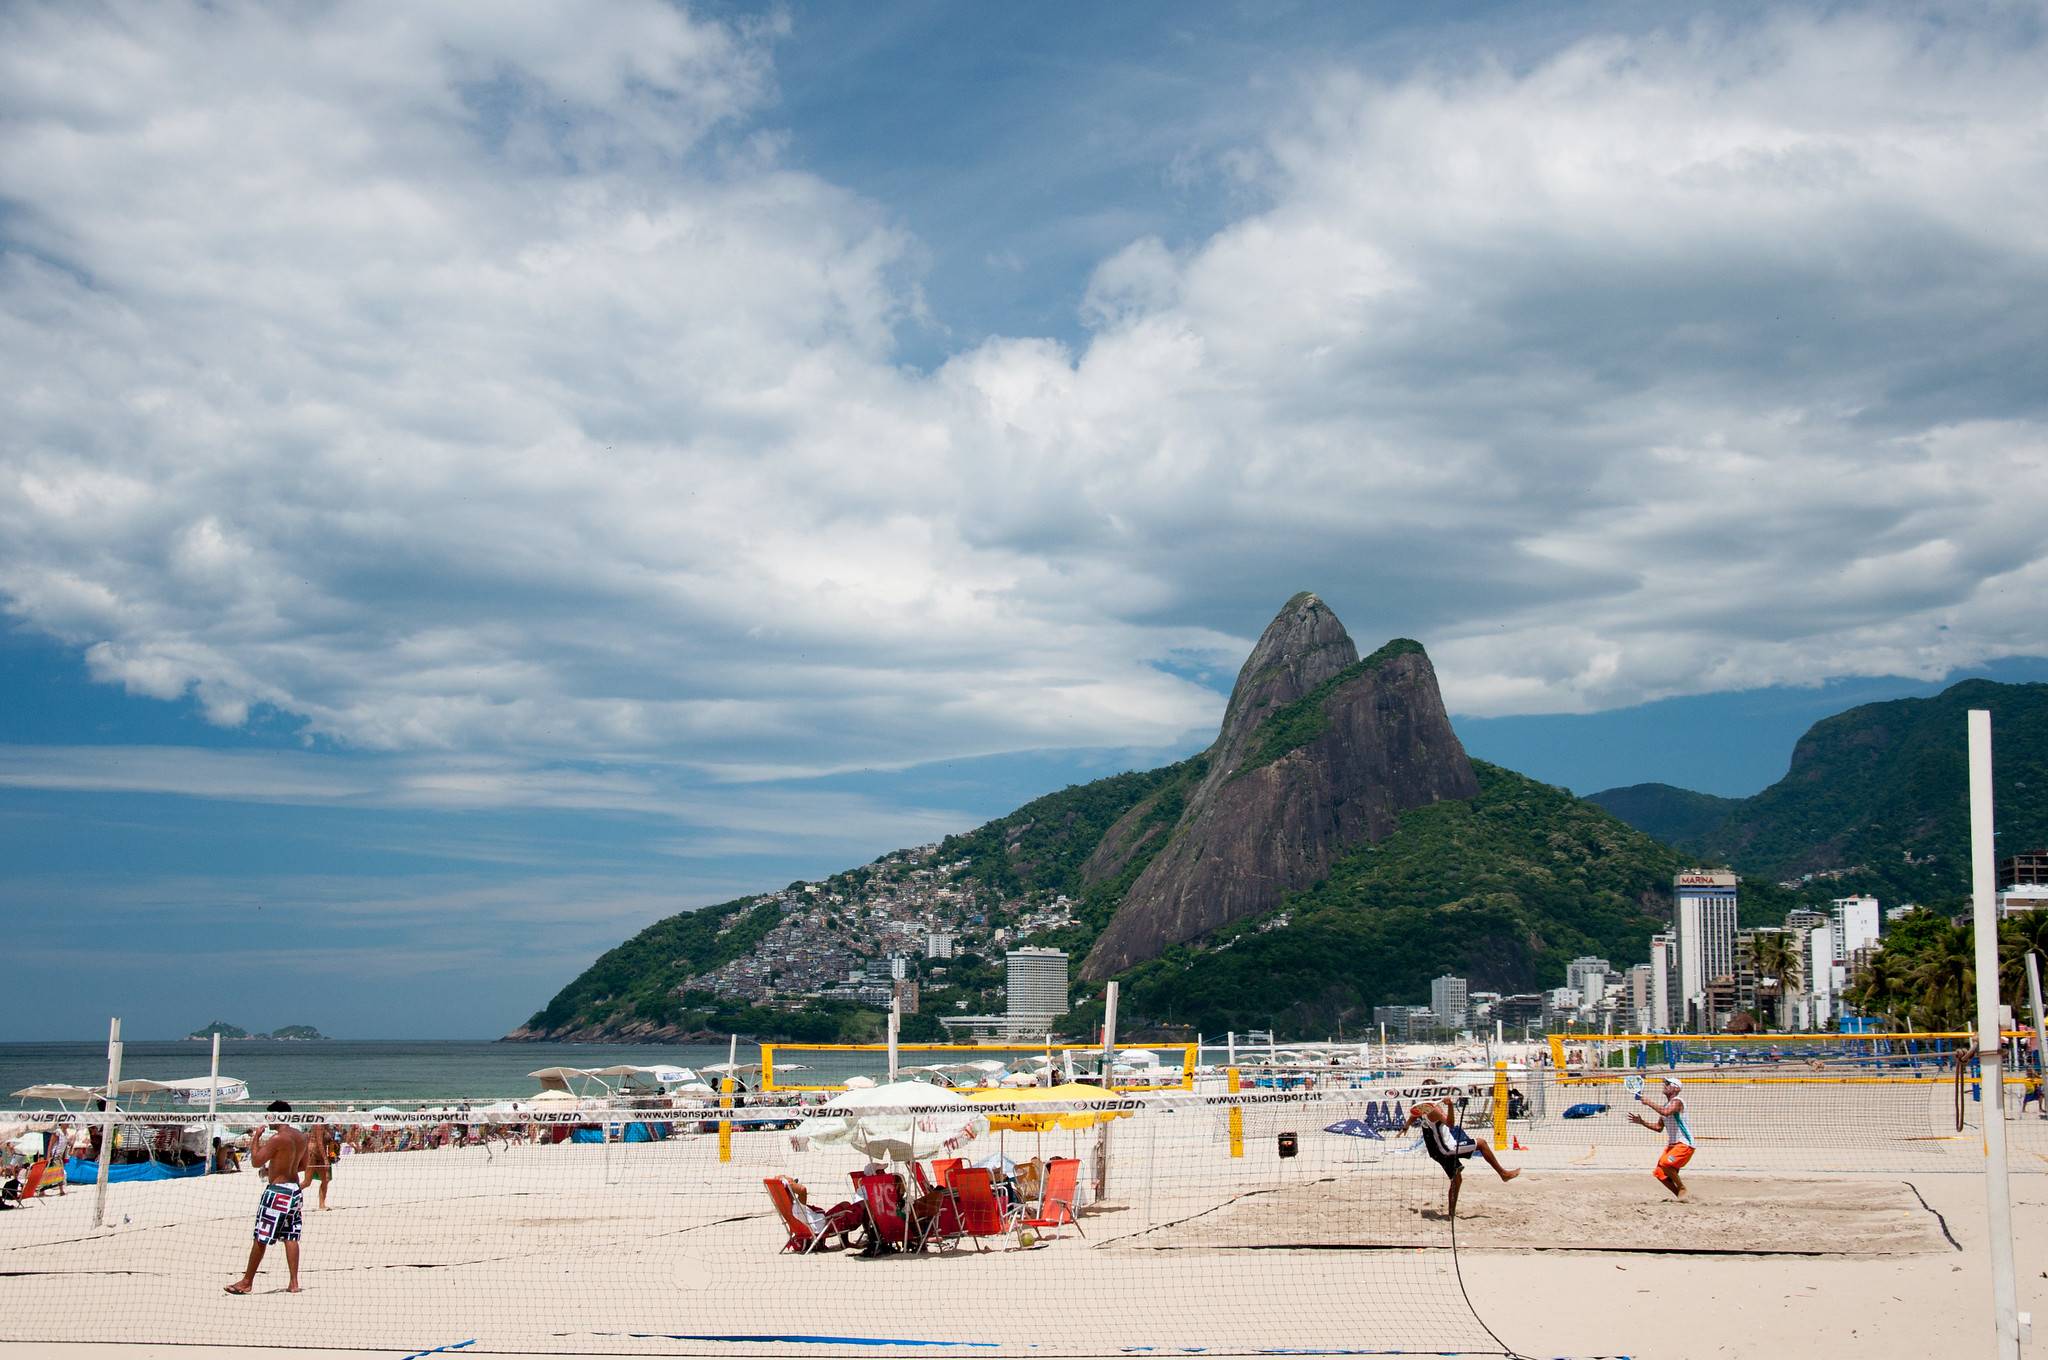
[1079,593,1478,979]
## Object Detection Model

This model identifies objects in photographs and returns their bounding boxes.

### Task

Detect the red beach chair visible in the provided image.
[1017,1157,1083,1240]
[931,1156,965,1187]
[851,1170,913,1254]
[762,1176,860,1254]
[4,1160,48,1207]
[946,1167,1015,1252]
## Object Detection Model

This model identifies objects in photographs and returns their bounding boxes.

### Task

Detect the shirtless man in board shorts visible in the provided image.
[303,1120,335,1210]
[1628,1076,1695,1199]
[226,1100,307,1294]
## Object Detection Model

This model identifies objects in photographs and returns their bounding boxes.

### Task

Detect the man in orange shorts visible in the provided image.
[1626,1076,1694,1199]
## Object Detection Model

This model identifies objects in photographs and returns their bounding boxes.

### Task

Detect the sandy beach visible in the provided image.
[2,1092,2039,1360]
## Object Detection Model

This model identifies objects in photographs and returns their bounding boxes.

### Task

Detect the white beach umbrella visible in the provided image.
[842,1075,877,1090]
[526,1090,581,1108]
[792,1081,986,1162]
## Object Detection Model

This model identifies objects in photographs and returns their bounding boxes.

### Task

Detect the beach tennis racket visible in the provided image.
[1622,1074,1645,1099]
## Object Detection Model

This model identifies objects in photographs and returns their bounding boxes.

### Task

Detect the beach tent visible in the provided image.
[586,1064,697,1094]
[113,1076,251,1105]
[10,1084,102,1108]
[528,1067,620,1099]
[792,1081,986,1162]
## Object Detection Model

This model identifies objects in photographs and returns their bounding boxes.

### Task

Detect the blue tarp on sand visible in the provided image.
[65,1157,208,1185]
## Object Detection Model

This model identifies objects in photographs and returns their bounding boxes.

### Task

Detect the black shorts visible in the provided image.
[1424,1135,1474,1179]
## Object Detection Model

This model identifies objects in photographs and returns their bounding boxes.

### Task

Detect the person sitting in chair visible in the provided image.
[789,1179,865,1249]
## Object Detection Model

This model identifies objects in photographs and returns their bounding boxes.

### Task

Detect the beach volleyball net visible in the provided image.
[0,1086,1511,1357]
[1530,1031,2047,1171]
[758,1042,1199,1092]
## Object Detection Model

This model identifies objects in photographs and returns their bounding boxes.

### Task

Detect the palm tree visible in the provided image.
[1749,932,1801,1031]
[1905,920,1975,1031]
[1851,949,1908,1030]
[1999,913,2048,1017]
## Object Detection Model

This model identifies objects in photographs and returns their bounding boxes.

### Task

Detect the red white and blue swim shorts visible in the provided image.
[254,1182,303,1244]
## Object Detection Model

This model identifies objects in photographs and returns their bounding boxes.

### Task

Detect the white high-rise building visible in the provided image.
[1784,909,1831,1028]
[1565,956,1612,996]
[1005,947,1069,1024]
[1676,870,1739,1031]
[925,931,955,959]
[1830,896,1880,962]
[1648,933,1675,1032]
[1430,975,1470,1031]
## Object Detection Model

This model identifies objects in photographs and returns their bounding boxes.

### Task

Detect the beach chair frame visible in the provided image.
[1017,1156,1084,1240]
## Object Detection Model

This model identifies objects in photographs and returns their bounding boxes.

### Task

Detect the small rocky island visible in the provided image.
[186,1021,330,1041]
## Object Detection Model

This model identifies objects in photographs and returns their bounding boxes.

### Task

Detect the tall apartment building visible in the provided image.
[1626,962,1654,1030]
[1004,947,1070,1024]
[1430,975,1470,1031]
[1830,896,1881,963]
[925,931,955,960]
[1565,956,1612,1001]
[1675,869,1739,1031]
[1647,933,1676,1032]
[1785,909,1831,1027]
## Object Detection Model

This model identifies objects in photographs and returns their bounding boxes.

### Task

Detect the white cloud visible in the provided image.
[2,0,2045,824]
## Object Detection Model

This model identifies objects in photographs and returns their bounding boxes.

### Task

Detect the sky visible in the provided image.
[3,2,2046,1040]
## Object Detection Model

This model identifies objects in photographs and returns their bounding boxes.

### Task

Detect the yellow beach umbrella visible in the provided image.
[964,1082,1129,1133]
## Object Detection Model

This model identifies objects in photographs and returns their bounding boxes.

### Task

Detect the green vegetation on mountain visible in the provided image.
[1233,638,1426,776]
[1586,783,1739,849]
[266,1025,328,1040]
[1114,761,1680,1032]
[936,759,1201,900]
[522,895,783,1036]
[1593,680,2048,905]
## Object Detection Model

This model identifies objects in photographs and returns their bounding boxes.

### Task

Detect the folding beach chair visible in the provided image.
[2,1160,48,1208]
[1017,1156,1083,1240]
[931,1156,965,1187]
[762,1176,859,1254]
[851,1169,913,1254]
[946,1167,1016,1253]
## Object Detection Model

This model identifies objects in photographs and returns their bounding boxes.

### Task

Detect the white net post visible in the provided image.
[93,1016,121,1229]
[1970,708,2023,1357]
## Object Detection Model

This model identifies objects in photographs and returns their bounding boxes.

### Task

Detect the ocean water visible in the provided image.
[0,1039,755,1108]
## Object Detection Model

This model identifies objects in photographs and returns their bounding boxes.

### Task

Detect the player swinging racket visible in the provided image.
[1627,1076,1695,1198]
[1400,1094,1519,1218]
